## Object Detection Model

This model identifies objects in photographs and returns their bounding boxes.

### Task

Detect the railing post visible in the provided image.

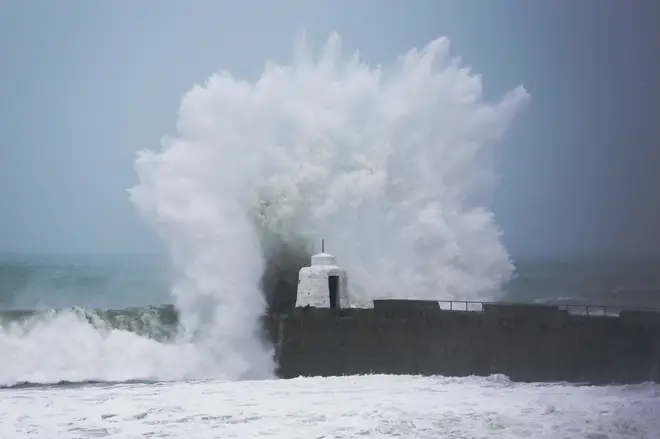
[432,301,659,315]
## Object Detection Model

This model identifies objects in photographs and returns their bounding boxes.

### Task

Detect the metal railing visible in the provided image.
[437,300,485,312]
[557,304,658,317]
[434,300,659,317]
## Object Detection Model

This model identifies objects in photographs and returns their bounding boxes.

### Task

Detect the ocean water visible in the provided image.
[2,375,659,438]
[3,252,659,312]
[0,253,172,311]
[0,252,658,388]
[506,255,660,309]
[4,33,659,436]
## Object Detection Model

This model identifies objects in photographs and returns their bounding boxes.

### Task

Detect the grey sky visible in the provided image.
[1,1,659,257]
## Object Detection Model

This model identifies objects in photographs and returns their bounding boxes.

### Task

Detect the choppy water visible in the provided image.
[4,31,660,436]
[0,252,659,388]
[1,375,658,438]
[506,256,660,308]
[0,253,172,311]
[2,253,660,311]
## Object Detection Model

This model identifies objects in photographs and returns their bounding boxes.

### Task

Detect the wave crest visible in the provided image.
[0,33,529,386]
[130,33,528,379]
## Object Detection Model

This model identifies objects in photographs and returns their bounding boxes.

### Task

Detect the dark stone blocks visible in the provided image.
[266,303,660,384]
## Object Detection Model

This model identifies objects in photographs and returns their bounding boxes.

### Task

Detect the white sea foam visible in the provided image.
[0,33,528,385]
[0,310,208,387]
[1,375,657,438]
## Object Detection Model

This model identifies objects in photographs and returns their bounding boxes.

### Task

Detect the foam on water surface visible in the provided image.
[1,375,657,438]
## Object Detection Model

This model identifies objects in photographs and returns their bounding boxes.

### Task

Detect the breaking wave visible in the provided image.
[0,305,179,342]
[130,32,528,379]
[1,33,529,385]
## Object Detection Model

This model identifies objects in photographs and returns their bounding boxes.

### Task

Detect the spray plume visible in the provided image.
[0,33,530,386]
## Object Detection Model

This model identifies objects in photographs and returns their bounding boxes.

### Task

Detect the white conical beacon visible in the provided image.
[296,240,349,309]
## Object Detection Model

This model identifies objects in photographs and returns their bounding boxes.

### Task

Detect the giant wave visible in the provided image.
[1,33,529,386]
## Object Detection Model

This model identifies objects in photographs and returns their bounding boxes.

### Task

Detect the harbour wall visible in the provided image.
[262,301,660,384]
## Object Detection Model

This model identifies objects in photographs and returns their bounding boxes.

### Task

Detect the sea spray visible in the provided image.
[0,33,529,386]
[130,33,529,379]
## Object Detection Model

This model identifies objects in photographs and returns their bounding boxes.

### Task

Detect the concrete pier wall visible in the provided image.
[262,302,660,384]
